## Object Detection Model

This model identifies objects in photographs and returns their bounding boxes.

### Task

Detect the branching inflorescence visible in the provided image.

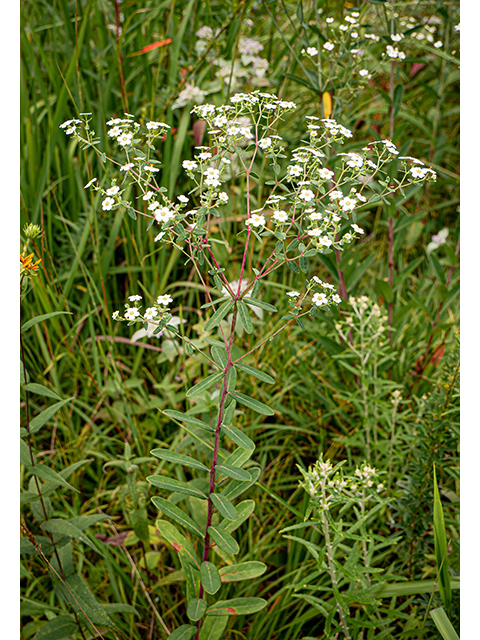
[61,90,435,638]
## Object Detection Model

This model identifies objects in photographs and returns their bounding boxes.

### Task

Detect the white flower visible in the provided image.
[307,228,322,237]
[84,178,97,189]
[318,168,334,180]
[144,307,158,321]
[345,153,363,168]
[246,214,266,228]
[146,121,170,130]
[120,163,134,172]
[359,69,370,77]
[198,152,212,161]
[339,197,356,212]
[178,195,189,203]
[287,291,300,297]
[143,191,154,200]
[299,189,315,202]
[326,17,334,24]
[213,115,228,127]
[217,192,229,203]
[332,294,342,304]
[410,166,429,179]
[172,83,206,110]
[319,236,332,247]
[273,210,288,223]
[306,47,318,56]
[157,294,173,306]
[154,232,166,242]
[434,41,443,48]
[309,212,322,221]
[117,132,133,146]
[203,168,220,180]
[454,23,460,32]
[143,165,160,172]
[312,292,328,306]
[128,295,142,302]
[112,310,120,320]
[329,190,343,200]
[196,26,213,39]
[154,207,175,223]
[108,126,122,138]
[323,42,335,52]
[205,176,221,188]
[391,33,404,42]
[288,165,303,177]
[102,197,115,211]
[238,37,264,56]
[258,137,272,149]
[386,45,405,60]
[148,201,160,211]
[124,307,140,321]
[351,223,364,234]
[60,118,81,129]
[427,228,449,253]
[183,160,198,171]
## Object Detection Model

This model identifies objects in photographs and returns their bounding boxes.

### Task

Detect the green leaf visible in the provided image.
[244,298,277,313]
[206,597,267,616]
[393,83,404,118]
[226,366,237,393]
[223,467,261,502]
[147,476,207,499]
[22,384,61,401]
[54,574,113,627]
[201,561,221,595]
[229,392,274,416]
[235,363,274,384]
[370,578,460,598]
[201,296,229,309]
[238,301,253,333]
[169,625,198,640]
[186,372,225,397]
[430,252,446,284]
[164,410,214,432]
[211,493,238,520]
[32,614,77,640]
[433,465,452,609]
[100,603,138,616]
[204,300,235,331]
[208,525,239,555]
[430,607,460,640]
[27,398,73,435]
[199,616,229,640]
[211,346,227,369]
[216,464,251,482]
[187,598,207,622]
[151,449,209,472]
[21,312,72,333]
[223,500,256,533]
[155,520,200,568]
[30,464,79,493]
[41,519,100,554]
[219,561,267,583]
[221,423,255,451]
[151,496,204,539]
[375,278,394,304]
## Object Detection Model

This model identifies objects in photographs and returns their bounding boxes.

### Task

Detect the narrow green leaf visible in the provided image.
[54,574,112,627]
[235,363,274,384]
[216,464,251,481]
[223,467,261,502]
[223,447,253,469]
[204,300,235,331]
[151,449,209,472]
[28,398,73,435]
[30,464,78,493]
[238,301,253,333]
[169,625,198,640]
[229,392,274,416]
[201,561,221,595]
[208,526,239,555]
[371,578,460,598]
[211,346,227,369]
[21,312,72,333]
[433,465,452,609]
[226,367,237,393]
[204,338,227,349]
[219,561,267,583]
[393,84,404,118]
[430,607,460,640]
[210,493,238,520]
[224,500,256,533]
[163,410,214,432]
[244,298,277,313]
[155,520,200,568]
[221,423,255,451]
[40,519,100,554]
[199,616,229,640]
[151,497,204,539]
[201,296,229,309]
[147,476,207,500]
[32,614,77,640]
[187,598,207,622]
[206,597,267,616]
[22,384,61,401]
[186,372,224,397]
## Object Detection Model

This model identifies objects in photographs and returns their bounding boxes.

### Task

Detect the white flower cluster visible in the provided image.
[112,292,175,330]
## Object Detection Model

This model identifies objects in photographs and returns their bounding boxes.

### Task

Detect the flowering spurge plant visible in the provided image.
[284,457,396,639]
[61,91,434,639]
